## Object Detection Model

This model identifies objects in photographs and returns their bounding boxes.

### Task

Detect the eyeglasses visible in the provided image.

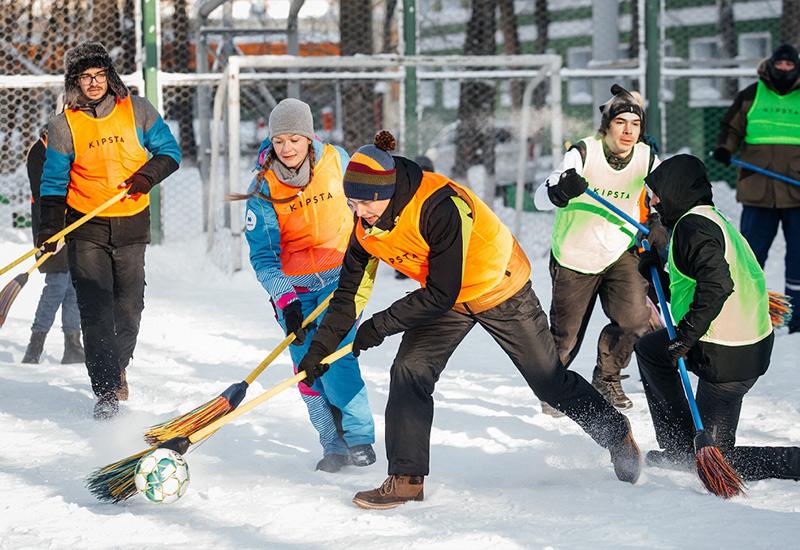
[78,71,107,86]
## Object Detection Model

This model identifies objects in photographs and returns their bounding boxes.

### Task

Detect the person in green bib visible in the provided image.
[534,84,667,414]
[713,43,800,333]
[636,154,800,481]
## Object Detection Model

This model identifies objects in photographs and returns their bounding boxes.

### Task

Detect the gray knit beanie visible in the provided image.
[268,98,314,140]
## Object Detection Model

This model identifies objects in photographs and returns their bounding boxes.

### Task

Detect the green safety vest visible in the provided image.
[745,80,800,145]
[551,136,650,274]
[668,205,772,346]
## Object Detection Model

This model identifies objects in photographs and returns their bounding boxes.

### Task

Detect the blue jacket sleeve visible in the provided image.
[244,177,297,308]
[334,145,350,168]
[40,146,73,197]
[141,117,182,165]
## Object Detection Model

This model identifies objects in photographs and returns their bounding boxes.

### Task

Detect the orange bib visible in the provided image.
[64,96,149,217]
[265,144,353,276]
[356,172,531,310]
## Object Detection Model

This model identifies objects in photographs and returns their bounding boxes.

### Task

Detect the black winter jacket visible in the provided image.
[645,155,772,382]
[310,156,468,356]
[28,137,69,273]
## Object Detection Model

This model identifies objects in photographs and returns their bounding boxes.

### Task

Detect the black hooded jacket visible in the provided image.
[309,156,467,356]
[645,155,771,382]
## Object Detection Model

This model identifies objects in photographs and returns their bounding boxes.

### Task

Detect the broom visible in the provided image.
[87,344,352,503]
[0,251,52,328]
[767,291,792,328]
[584,188,745,498]
[143,292,335,445]
[0,190,127,278]
[729,158,800,188]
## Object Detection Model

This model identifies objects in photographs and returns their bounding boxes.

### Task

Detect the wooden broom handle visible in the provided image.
[190,344,353,443]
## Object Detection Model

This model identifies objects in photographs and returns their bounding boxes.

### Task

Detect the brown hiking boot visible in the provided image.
[352,475,424,510]
[609,418,641,484]
[116,369,129,401]
[592,371,633,410]
[540,400,566,418]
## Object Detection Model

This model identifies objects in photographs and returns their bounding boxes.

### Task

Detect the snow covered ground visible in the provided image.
[1,191,798,549]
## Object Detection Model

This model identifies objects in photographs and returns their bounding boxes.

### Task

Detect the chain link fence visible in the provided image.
[660,0,791,186]
[2,0,796,270]
[0,0,138,231]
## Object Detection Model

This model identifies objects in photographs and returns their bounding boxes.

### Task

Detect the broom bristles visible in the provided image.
[144,395,233,446]
[695,445,746,499]
[86,448,152,503]
[768,291,793,329]
[0,275,25,328]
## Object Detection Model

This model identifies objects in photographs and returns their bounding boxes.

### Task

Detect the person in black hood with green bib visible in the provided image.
[635,154,800,481]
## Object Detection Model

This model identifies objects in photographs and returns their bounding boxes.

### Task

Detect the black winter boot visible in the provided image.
[21,332,47,364]
[61,331,85,364]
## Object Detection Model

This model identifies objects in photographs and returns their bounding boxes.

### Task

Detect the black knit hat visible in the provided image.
[64,41,128,108]
[598,84,645,133]
[771,43,799,66]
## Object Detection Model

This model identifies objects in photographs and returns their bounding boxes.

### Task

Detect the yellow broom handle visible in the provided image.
[0,190,127,278]
[244,291,334,384]
[190,344,353,443]
[26,251,54,274]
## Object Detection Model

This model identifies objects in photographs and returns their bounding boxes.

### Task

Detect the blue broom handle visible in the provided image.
[730,158,800,188]
[643,239,706,431]
[583,188,651,235]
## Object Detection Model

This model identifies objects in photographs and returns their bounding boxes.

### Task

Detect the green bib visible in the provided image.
[668,206,772,346]
[551,136,649,274]
[745,80,800,145]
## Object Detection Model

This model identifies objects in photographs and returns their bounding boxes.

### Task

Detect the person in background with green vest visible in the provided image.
[636,155,800,481]
[713,43,800,334]
[533,84,668,415]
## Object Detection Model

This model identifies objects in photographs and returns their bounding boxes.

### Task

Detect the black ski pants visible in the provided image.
[68,239,146,397]
[385,281,630,476]
[549,250,651,378]
[635,329,800,481]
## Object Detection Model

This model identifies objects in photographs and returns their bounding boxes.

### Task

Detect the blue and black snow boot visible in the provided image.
[316,453,351,473]
[349,444,376,467]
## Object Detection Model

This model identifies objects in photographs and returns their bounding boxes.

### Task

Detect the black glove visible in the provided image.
[119,172,153,201]
[547,168,588,208]
[637,248,664,280]
[644,213,670,251]
[667,338,692,366]
[712,147,731,166]
[35,230,59,254]
[282,300,307,346]
[297,343,330,386]
[352,318,384,358]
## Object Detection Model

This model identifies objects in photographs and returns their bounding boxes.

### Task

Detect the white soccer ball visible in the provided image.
[134,448,190,504]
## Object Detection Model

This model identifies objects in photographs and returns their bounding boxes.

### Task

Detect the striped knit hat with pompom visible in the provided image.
[343,130,397,200]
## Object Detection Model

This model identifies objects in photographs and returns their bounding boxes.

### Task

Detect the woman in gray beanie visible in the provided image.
[233,98,376,472]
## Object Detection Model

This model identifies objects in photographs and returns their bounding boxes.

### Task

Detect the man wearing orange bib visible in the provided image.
[38,42,181,419]
[298,131,641,509]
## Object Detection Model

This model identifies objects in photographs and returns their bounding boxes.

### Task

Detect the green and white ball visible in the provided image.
[134,448,190,504]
